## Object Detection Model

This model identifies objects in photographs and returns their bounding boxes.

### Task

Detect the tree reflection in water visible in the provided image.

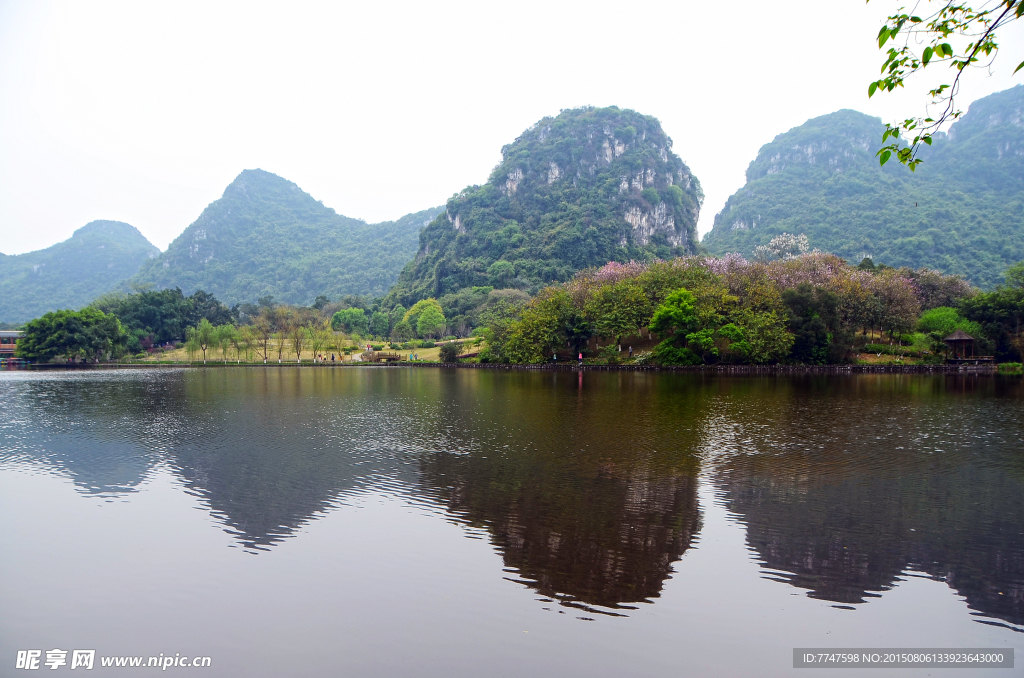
[709,374,1024,629]
[419,452,700,614]
[3,368,1023,626]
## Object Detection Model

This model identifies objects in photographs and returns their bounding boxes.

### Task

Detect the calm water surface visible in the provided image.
[1,368,1022,677]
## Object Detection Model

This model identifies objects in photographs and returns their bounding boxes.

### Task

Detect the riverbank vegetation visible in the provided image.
[14,239,1024,368]
[15,285,476,364]
[478,247,1024,366]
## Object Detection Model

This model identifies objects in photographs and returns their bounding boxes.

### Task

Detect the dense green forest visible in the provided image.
[383,106,704,309]
[479,250,1024,365]
[0,221,159,323]
[17,287,236,361]
[130,169,443,306]
[702,85,1024,289]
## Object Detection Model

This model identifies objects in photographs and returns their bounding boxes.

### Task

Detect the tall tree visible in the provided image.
[330,308,369,335]
[369,311,390,338]
[289,319,307,363]
[215,324,236,363]
[416,305,447,339]
[308,320,332,362]
[584,280,651,349]
[16,308,125,362]
[250,311,273,363]
[186,318,217,364]
[233,326,254,363]
[960,260,1024,359]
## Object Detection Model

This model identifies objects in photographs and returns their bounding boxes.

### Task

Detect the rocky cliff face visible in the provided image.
[701,85,1024,288]
[384,106,703,307]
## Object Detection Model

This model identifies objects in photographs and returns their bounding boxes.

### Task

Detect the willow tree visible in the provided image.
[186,318,217,364]
[215,324,236,364]
[308,320,333,362]
[232,326,253,363]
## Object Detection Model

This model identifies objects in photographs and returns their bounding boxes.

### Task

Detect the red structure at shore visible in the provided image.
[0,331,22,359]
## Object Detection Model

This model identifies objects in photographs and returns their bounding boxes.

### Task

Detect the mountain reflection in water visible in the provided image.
[1,368,1022,625]
[412,369,705,612]
[707,374,1024,628]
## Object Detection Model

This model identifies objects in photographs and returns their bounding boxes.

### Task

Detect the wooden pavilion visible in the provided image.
[943,330,994,364]
[944,329,975,359]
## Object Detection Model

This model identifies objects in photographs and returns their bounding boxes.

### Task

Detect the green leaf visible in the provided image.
[869,81,878,97]
[880,150,892,166]
[922,47,934,65]
[1015,59,1024,75]
[922,136,933,146]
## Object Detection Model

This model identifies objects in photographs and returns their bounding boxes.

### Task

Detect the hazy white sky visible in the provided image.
[1,0,1022,255]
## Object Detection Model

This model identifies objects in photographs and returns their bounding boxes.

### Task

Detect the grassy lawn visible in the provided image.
[125,339,482,365]
[856,353,921,365]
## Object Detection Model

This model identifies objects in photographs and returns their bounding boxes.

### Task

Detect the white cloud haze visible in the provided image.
[1,0,1022,255]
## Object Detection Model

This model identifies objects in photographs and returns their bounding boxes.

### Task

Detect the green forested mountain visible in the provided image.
[0,221,159,324]
[130,169,443,306]
[384,106,704,308]
[702,85,1024,288]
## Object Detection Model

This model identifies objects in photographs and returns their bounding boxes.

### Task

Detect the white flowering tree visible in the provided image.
[753,233,811,261]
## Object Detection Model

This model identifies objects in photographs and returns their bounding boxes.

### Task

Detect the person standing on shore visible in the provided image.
[578,352,583,366]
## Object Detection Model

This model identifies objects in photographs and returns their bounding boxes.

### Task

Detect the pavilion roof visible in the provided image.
[944,329,974,341]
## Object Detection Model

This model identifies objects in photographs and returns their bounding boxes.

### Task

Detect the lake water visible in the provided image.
[1,367,1022,677]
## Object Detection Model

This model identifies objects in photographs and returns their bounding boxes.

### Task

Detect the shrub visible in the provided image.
[632,350,654,365]
[998,362,1023,374]
[371,344,384,351]
[917,307,983,338]
[421,341,436,348]
[652,340,701,365]
[439,342,461,362]
[598,344,621,364]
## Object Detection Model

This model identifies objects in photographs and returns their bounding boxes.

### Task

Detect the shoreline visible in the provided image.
[6,362,1005,374]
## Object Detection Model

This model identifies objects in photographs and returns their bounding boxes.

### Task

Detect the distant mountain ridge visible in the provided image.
[384,106,704,308]
[701,85,1024,288]
[0,221,159,323]
[130,169,443,306]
